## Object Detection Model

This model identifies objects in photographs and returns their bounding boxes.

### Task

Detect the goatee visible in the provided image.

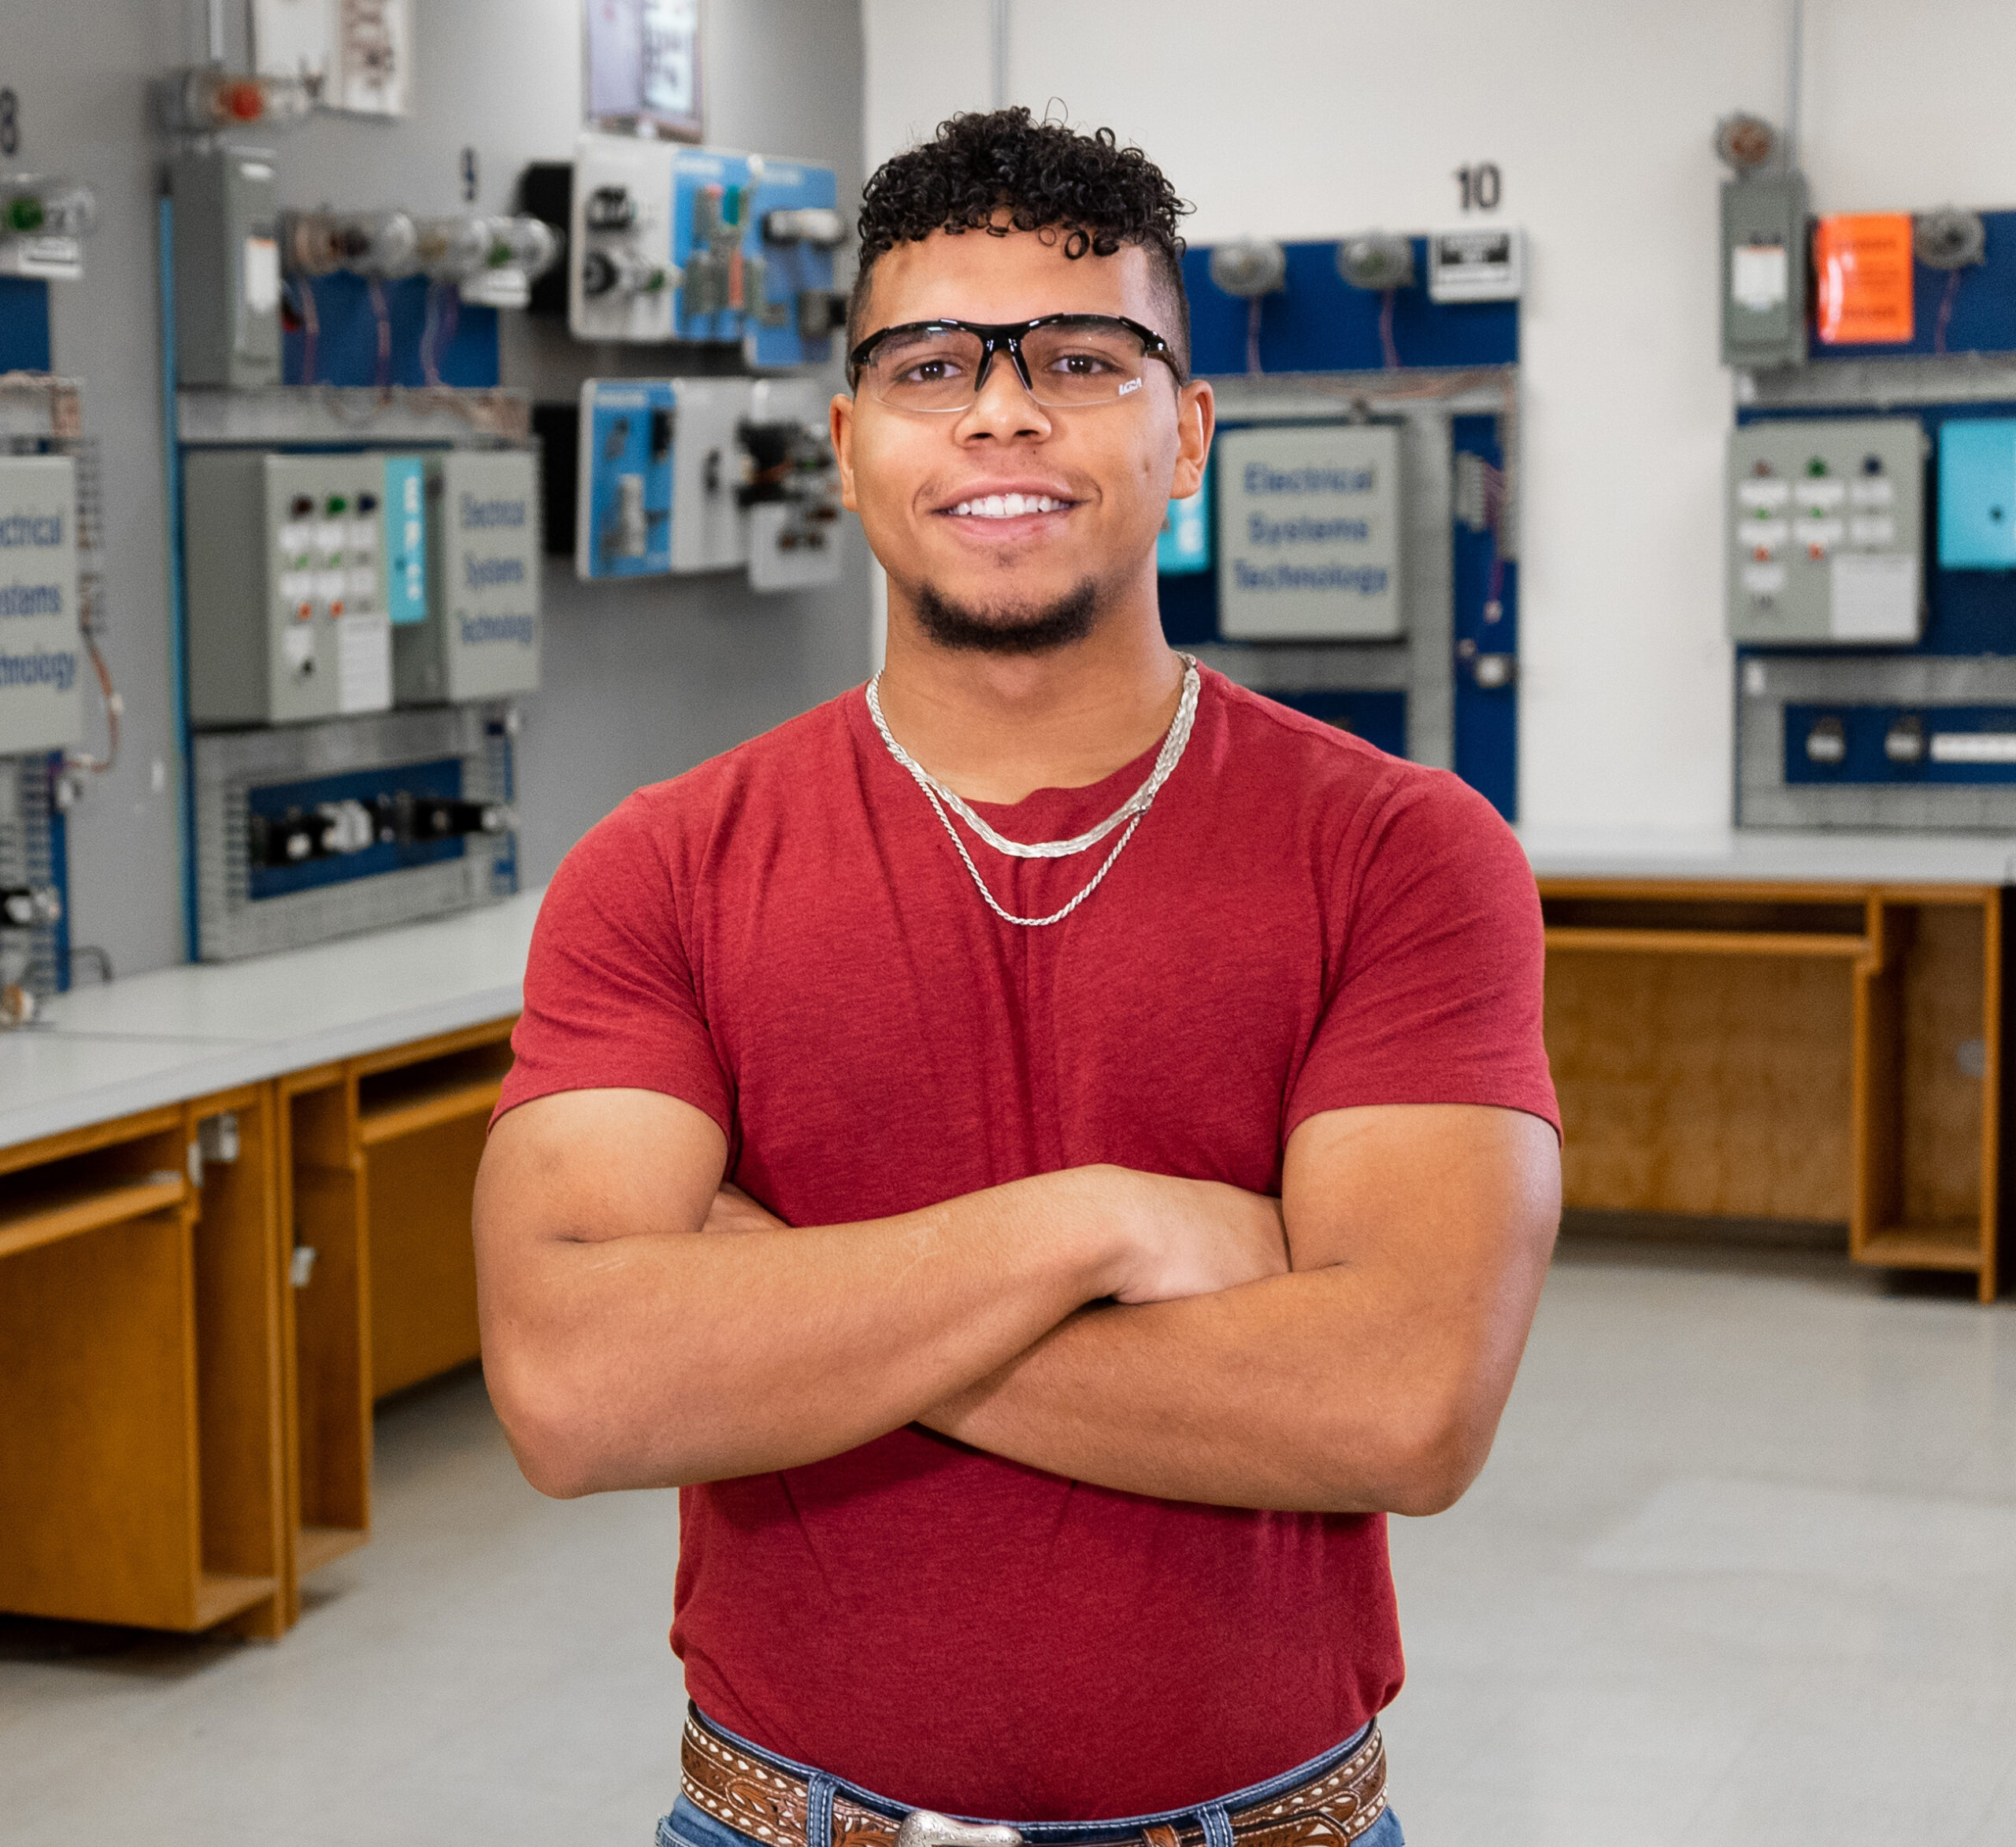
[912,578,1100,656]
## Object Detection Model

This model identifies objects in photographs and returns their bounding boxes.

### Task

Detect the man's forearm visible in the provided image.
[919,1269,1462,1514]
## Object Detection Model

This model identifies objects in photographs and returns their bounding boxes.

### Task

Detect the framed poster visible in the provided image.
[586,0,703,142]
[250,0,411,117]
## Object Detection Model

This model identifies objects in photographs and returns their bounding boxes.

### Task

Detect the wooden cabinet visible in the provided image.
[0,1016,516,1636]
[1541,880,2009,1301]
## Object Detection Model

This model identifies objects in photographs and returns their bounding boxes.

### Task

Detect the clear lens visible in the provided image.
[863,319,1152,411]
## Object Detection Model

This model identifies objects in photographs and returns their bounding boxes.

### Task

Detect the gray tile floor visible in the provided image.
[3,1241,2012,1846]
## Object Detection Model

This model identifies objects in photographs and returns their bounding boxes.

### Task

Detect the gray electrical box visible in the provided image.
[170,146,282,389]
[1721,173,1807,370]
[0,455,82,753]
[397,450,542,704]
[1727,417,1925,646]
[184,450,428,726]
[1216,424,1404,641]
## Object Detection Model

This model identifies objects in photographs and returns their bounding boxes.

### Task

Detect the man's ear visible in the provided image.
[1169,379,1215,501]
[832,391,858,513]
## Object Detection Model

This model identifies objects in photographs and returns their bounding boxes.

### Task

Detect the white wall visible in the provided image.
[863,0,2016,832]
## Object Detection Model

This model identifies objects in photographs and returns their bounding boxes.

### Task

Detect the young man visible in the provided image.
[476,108,1559,1847]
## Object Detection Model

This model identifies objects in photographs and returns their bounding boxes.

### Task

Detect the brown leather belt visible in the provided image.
[680,1710,1388,1847]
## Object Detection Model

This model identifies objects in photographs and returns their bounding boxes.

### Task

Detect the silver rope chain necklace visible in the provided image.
[864,655,1202,928]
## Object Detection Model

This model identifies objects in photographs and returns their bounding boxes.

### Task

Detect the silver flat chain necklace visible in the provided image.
[864,655,1202,928]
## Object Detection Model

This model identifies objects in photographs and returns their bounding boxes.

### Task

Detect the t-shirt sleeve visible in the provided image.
[1285,768,1558,1138]
[492,789,732,1135]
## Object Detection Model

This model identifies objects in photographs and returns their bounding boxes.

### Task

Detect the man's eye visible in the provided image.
[1050,351,1121,376]
[896,357,965,383]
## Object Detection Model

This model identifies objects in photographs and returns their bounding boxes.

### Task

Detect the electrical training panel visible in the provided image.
[183,450,426,726]
[1726,419,1924,646]
[396,451,542,704]
[1158,233,1522,818]
[575,376,842,590]
[568,132,844,368]
[0,455,83,754]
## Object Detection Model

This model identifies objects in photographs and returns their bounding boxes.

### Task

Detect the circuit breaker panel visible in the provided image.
[183,450,424,726]
[1726,419,1924,646]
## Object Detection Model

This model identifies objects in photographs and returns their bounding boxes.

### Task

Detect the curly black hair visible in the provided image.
[850,106,1194,373]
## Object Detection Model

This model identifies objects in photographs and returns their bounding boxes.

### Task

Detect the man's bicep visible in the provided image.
[476,1088,729,1257]
[1281,1102,1560,1283]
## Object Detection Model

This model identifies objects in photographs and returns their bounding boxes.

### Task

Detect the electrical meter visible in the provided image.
[398,450,541,703]
[1215,424,1405,641]
[0,456,81,753]
[1726,418,1924,645]
[183,450,427,725]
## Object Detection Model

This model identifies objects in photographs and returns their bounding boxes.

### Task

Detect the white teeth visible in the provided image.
[953,494,1065,518]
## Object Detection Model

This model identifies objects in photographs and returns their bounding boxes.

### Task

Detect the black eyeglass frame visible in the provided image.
[846,313,1188,403]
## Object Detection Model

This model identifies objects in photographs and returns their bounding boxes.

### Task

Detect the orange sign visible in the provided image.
[1814,213,1916,345]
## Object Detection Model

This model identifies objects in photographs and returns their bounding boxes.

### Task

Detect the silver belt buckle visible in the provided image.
[895,1813,1023,1847]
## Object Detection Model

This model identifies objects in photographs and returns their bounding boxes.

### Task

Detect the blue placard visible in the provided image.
[246,757,465,901]
[577,379,675,579]
[672,146,755,342]
[1783,703,2016,783]
[1937,419,2016,568]
[1158,461,1211,575]
[381,456,428,624]
[0,276,52,372]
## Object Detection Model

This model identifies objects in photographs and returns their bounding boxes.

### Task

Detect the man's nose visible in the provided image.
[964,346,1051,439]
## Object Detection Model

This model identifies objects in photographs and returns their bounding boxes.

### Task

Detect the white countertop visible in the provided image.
[2,892,542,1153]
[1516,827,2016,886]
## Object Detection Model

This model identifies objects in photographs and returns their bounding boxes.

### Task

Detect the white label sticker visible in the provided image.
[1931,732,2016,764]
[1732,243,1788,312]
[281,624,314,672]
[1849,477,1896,509]
[1736,478,1792,512]
[335,610,392,713]
[243,235,280,313]
[1795,480,1847,513]
[1742,561,1788,596]
[1737,520,1789,550]
[1850,515,1897,548]
[1829,552,1918,641]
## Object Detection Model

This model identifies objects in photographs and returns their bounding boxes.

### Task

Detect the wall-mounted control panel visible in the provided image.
[0,455,81,754]
[567,133,843,368]
[1726,418,1924,646]
[1214,424,1404,641]
[395,450,541,704]
[183,450,427,726]
[741,378,843,591]
[576,379,676,579]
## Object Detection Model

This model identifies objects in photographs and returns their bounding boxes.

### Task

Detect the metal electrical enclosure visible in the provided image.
[1215,424,1404,641]
[1727,418,1923,645]
[183,450,424,725]
[170,146,282,389]
[0,455,82,753]
[1721,174,1807,369]
[397,451,541,703]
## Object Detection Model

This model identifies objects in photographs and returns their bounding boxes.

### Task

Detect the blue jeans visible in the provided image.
[656,1712,1403,1847]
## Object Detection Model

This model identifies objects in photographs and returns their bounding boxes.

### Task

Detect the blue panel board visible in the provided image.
[1735,400,2016,656]
[281,273,499,388]
[1809,209,2016,361]
[1937,419,2016,568]
[1184,240,1518,378]
[578,379,675,578]
[1451,413,1518,820]
[673,146,754,342]
[1783,704,2016,783]
[0,276,52,372]
[747,158,840,370]
[1259,688,1408,760]
[246,757,465,900]
[382,456,428,623]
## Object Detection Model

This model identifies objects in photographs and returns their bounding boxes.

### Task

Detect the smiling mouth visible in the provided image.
[943,493,1071,519]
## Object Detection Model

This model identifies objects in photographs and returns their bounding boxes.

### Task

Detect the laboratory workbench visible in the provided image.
[0,894,539,1640]
[1519,828,2013,1303]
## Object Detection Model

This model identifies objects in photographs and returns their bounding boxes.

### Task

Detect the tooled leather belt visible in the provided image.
[680,1708,1388,1847]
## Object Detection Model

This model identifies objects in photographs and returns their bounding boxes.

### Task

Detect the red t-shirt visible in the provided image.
[496,668,1557,1819]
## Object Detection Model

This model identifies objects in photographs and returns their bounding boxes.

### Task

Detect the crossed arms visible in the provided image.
[473,1089,1561,1515]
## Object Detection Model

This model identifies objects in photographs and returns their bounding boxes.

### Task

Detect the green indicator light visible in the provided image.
[1807,457,1828,476]
[326,495,348,515]
[6,195,44,234]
